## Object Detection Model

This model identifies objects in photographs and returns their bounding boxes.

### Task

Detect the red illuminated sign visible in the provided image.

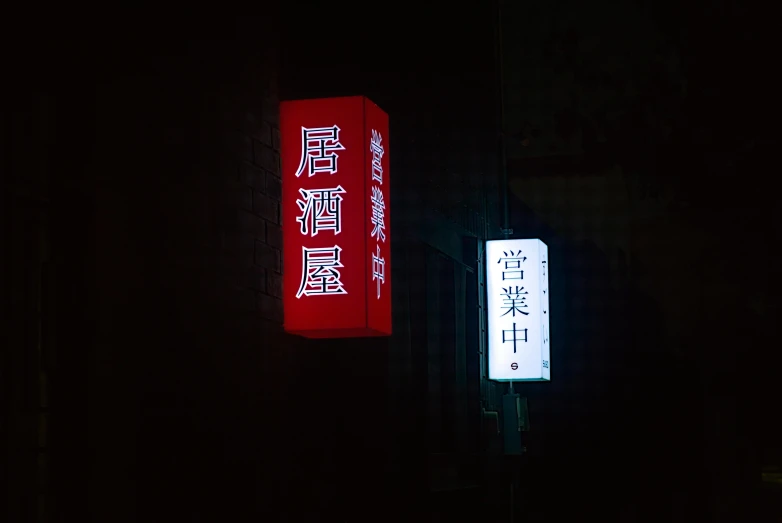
[281,96,391,338]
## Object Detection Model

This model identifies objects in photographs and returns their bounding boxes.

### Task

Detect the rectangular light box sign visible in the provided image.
[280,96,391,338]
[485,239,550,381]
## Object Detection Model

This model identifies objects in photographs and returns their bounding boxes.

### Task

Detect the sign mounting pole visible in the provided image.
[495,0,512,241]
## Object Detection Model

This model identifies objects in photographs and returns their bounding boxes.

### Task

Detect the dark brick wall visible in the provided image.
[13,11,412,523]
[23,12,343,523]
[2,93,54,523]
[5,7,504,522]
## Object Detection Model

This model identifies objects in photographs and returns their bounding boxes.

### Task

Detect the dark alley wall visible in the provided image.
[497,0,781,519]
[4,11,326,523]
[43,14,294,523]
[7,3,778,523]
[4,6,503,523]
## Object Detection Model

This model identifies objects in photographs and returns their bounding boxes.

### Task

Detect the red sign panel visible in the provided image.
[281,96,391,338]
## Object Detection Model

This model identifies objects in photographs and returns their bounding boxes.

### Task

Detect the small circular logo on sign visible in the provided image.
[510,362,519,370]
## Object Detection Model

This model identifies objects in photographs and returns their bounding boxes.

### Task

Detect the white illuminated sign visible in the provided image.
[486,239,550,381]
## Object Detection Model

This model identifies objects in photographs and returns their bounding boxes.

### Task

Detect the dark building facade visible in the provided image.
[7,3,779,523]
[497,0,781,520]
[3,6,524,523]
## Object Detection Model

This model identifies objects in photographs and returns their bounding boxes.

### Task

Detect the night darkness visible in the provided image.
[3,1,781,522]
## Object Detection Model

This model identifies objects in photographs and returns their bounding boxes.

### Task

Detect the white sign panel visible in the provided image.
[486,239,550,381]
